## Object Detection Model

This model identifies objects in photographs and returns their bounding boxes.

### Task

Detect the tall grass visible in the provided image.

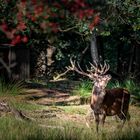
[0,79,25,96]
[73,80,92,97]
[0,115,139,140]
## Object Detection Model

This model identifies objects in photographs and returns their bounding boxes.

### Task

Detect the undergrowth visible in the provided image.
[0,79,25,96]
[73,80,92,97]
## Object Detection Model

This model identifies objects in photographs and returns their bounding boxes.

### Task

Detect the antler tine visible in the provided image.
[105,64,110,72]
[89,62,98,73]
[86,65,92,73]
[99,62,107,74]
[90,61,110,75]
[70,58,75,69]
[66,58,75,71]
[102,61,110,74]
[77,62,84,72]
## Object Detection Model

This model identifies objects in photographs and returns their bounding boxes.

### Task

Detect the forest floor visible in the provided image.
[0,80,140,139]
[12,80,140,130]
[18,80,92,125]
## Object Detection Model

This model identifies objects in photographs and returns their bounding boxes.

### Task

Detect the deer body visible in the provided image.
[67,59,130,132]
[102,88,130,117]
[91,87,130,131]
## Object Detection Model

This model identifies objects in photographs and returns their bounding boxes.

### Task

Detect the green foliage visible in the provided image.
[96,0,140,76]
[107,80,123,89]
[0,79,25,96]
[73,80,92,97]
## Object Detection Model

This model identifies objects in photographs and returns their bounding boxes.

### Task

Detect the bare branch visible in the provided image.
[58,26,77,32]
[0,58,11,74]
[53,69,70,81]
[0,58,16,77]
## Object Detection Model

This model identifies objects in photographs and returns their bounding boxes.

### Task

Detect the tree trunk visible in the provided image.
[128,46,135,73]
[135,45,140,81]
[97,36,104,63]
[117,43,123,75]
[90,33,99,64]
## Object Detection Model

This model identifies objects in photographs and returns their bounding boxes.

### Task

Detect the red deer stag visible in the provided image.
[67,59,130,132]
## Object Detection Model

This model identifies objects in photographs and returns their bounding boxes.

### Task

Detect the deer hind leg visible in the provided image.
[117,110,128,128]
[126,112,130,121]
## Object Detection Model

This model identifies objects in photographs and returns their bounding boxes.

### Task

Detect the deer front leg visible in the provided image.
[94,112,100,132]
[101,111,106,126]
[85,109,95,128]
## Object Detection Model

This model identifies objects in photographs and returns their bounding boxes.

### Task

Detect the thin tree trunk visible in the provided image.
[117,43,123,75]
[97,36,104,63]
[128,46,135,73]
[90,33,99,64]
[135,45,140,80]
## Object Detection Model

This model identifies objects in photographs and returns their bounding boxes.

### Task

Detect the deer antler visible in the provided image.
[89,61,110,75]
[98,61,110,75]
[66,58,110,79]
[66,58,94,79]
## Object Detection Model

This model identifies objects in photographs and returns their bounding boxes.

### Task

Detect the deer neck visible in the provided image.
[93,86,106,97]
[90,86,106,113]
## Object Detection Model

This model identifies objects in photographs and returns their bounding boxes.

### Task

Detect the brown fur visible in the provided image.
[102,88,130,117]
[90,88,130,132]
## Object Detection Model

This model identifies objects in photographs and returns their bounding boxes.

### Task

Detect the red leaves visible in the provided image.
[75,0,86,8]
[17,12,23,21]
[31,0,37,5]
[22,36,28,43]
[49,22,59,33]
[17,22,27,30]
[21,0,26,3]
[40,22,47,30]
[36,5,44,13]
[11,35,22,45]
[53,2,61,9]
[94,15,100,26]
[1,0,100,47]
[11,35,29,45]
[75,9,94,20]
[26,13,36,22]
[89,15,100,31]
[0,22,8,31]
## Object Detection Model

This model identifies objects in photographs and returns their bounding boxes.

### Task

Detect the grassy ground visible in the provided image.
[0,100,140,140]
[0,79,140,140]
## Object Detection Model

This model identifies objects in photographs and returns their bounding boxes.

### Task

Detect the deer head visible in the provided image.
[66,58,111,90]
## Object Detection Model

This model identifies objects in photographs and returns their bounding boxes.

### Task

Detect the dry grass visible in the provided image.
[0,102,139,140]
